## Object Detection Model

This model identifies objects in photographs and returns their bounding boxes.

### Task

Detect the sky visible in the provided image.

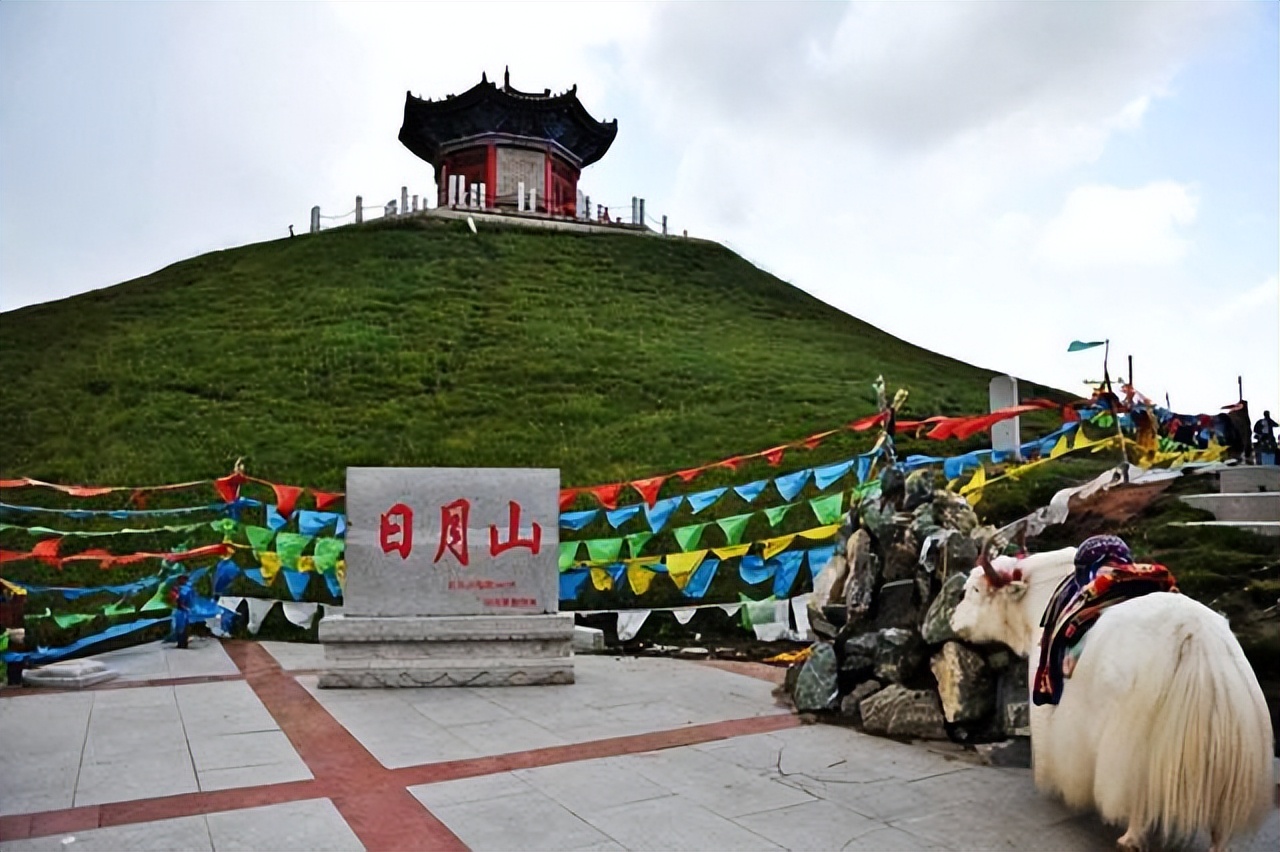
[2,2,1277,418]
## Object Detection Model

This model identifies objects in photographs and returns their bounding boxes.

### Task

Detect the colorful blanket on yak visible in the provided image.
[1033,562,1179,706]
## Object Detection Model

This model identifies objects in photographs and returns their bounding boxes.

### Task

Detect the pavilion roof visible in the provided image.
[398,70,618,169]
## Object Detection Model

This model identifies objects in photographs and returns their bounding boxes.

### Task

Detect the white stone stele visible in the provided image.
[317,613,575,688]
[23,658,118,689]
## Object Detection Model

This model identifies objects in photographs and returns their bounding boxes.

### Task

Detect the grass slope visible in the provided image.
[0,216,1064,490]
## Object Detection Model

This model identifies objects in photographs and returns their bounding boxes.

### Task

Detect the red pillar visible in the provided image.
[544,151,553,215]
[485,144,497,209]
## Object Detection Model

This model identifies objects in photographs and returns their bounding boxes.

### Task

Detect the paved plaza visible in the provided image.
[1,639,1276,851]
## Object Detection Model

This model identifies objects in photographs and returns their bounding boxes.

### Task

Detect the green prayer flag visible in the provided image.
[103,600,137,617]
[625,532,653,559]
[764,503,795,527]
[715,514,752,546]
[1067,340,1105,352]
[738,593,778,629]
[809,493,844,525]
[313,538,345,574]
[673,523,709,553]
[210,518,239,536]
[245,525,276,553]
[140,584,172,612]
[585,538,624,564]
[53,612,96,629]
[558,540,581,571]
[25,607,52,621]
[274,532,312,569]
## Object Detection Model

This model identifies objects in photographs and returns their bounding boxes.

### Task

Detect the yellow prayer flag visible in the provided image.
[665,550,708,590]
[1049,434,1071,459]
[712,544,751,560]
[590,566,613,591]
[798,524,840,540]
[298,556,317,574]
[626,562,656,595]
[762,535,797,559]
[259,551,282,584]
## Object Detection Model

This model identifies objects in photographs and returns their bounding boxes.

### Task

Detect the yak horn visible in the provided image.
[977,536,1005,587]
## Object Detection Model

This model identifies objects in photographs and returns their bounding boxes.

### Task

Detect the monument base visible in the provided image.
[317,613,575,688]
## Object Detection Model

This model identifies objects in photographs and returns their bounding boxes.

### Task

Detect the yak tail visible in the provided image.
[1120,615,1274,844]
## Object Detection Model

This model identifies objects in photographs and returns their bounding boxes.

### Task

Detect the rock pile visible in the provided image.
[783,469,1030,758]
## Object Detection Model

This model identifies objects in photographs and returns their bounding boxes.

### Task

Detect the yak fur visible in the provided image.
[950,547,1274,850]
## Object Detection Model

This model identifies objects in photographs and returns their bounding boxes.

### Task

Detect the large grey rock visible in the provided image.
[811,553,850,610]
[932,490,979,535]
[859,497,898,544]
[903,470,935,511]
[873,627,926,684]
[921,573,968,645]
[997,660,1032,736]
[793,642,840,712]
[843,530,877,628]
[839,632,878,675]
[870,582,921,632]
[880,538,919,582]
[859,684,948,740]
[930,641,994,724]
[840,679,883,721]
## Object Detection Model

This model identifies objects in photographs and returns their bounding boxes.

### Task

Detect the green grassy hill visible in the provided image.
[0,216,1065,489]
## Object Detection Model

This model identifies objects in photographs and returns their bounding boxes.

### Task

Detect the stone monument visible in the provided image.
[318,467,574,687]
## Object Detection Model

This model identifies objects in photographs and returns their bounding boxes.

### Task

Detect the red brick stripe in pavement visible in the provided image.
[0,640,801,849]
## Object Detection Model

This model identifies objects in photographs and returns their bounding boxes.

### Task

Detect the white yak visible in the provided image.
[950,545,1274,851]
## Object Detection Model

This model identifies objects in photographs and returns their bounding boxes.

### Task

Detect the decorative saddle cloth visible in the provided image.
[1032,562,1179,705]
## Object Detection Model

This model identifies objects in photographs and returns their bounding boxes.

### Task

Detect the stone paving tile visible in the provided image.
[0,813,214,852]
[91,638,237,682]
[409,785,612,852]
[257,640,325,672]
[203,798,363,852]
[623,745,818,819]
[512,754,675,813]
[73,750,200,807]
[582,792,783,851]
[730,798,884,850]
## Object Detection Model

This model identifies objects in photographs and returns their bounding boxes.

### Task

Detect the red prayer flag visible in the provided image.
[271,483,303,518]
[761,446,787,466]
[717,456,746,471]
[214,472,246,503]
[588,483,624,510]
[558,489,580,512]
[675,467,705,483]
[31,537,61,566]
[629,476,667,507]
[63,485,115,497]
[312,490,344,511]
[0,479,31,489]
[848,412,888,432]
[803,431,836,450]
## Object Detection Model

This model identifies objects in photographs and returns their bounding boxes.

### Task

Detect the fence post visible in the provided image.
[662,215,668,236]
[412,194,418,213]
[401,186,408,217]
[355,196,363,224]
[585,195,590,221]
[479,182,487,210]
[517,181,525,212]
[310,206,320,234]
[529,187,537,212]
[639,198,645,228]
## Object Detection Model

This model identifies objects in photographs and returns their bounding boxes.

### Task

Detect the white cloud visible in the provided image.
[1208,276,1279,323]
[1035,182,1198,267]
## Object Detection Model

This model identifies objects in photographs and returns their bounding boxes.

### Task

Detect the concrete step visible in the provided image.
[1220,466,1280,493]
[1181,491,1280,523]
[1170,520,1280,537]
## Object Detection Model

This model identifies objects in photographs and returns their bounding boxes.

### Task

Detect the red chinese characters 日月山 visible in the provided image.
[489,500,542,557]
[379,503,413,559]
[434,498,471,566]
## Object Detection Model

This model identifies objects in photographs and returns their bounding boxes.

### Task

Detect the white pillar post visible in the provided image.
[517,181,525,212]
[412,194,418,213]
[639,198,645,227]
[479,181,487,210]
[355,196,363,224]
[310,206,320,234]
[401,186,408,217]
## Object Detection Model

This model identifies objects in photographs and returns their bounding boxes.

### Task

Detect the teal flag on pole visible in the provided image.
[1067,340,1106,352]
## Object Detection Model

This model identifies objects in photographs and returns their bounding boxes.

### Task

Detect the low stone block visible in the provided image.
[572,625,605,652]
[839,678,883,722]
[24,659,118,689]
[793,642,839,712]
